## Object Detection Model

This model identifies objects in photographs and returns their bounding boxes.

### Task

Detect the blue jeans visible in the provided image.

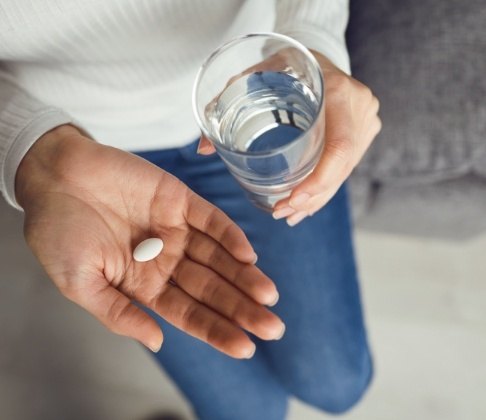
[135,140,373,420]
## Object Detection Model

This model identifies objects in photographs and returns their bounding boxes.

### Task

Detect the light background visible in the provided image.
[1,197,485,420]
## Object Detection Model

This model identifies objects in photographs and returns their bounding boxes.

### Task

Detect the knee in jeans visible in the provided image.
[286,353,373,414]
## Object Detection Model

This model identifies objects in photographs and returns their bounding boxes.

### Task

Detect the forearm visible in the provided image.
[274,0,351,74]
[0,69,73,210]
[15,124,91,210]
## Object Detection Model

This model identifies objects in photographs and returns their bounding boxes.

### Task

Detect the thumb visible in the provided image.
[197,135,217,155]
[62,279,164,353]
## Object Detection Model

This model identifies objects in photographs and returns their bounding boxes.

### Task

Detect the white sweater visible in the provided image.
[0,0,350,209]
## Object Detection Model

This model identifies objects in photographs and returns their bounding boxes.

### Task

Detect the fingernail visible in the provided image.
[272,206,295,220]
[252,253,258,264]
[287,211,308,227]
[275,323,286,340]
[290,193,311,208]
[148,339,163,353]
[268,291,279,307]
[245,342,257,359]
[196,142,212,155]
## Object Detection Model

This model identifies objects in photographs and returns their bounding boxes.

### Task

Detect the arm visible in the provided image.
[198,3,381,224]
[2,72,283,357]
[272,0,381,223]
[0,68,72,210]
[274,0,351,74]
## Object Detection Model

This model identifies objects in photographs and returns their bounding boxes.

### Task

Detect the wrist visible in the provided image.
[310,50,344,75]
[15,124,89,210]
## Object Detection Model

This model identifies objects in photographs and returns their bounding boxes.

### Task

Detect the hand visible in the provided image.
[197,51,381,225]
[16,125,284,358]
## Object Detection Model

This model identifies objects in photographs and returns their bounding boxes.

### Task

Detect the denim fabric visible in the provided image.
[135,140,372,420]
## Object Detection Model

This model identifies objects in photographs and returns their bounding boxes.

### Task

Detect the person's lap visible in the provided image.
[135,140,372,419]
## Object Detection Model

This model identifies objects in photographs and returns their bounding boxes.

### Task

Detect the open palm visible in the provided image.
[19,126,283,358]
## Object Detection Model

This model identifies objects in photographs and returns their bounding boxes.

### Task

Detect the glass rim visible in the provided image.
[192,32,324,158]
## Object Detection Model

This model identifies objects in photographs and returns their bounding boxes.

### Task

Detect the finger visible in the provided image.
[185,195,257,264]
[186,229,278,305]
[196,135,217,155]
[306,187,341,217]
[355,104,381,160]
[153,283,256,359]
[369,94,380,116]
[173,258,285,340]
[286,116,382,222]
[363,115,382,150]
[274,94,354,213]
[61,280,163,353]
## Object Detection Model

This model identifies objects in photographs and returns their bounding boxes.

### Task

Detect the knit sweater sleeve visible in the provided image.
[274,0,351,74]
[0,69,73,210]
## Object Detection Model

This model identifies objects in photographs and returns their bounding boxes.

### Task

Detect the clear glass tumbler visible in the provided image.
[193,33,325,211]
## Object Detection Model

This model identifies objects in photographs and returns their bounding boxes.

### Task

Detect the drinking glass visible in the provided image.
[193,33,325,211]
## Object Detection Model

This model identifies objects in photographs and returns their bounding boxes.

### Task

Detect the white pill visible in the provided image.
[133,238,164,262]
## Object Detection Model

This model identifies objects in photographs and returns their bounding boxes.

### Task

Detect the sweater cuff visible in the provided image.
[273,0,351,75]
[275,22,351,75]
[0,108,72,211]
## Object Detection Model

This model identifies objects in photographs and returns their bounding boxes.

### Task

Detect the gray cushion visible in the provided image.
[350,175,486,240]
[347,0,486,182]
[346,0,486,238]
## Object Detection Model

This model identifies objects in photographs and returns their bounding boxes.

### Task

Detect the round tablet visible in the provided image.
[133,238,164,262]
